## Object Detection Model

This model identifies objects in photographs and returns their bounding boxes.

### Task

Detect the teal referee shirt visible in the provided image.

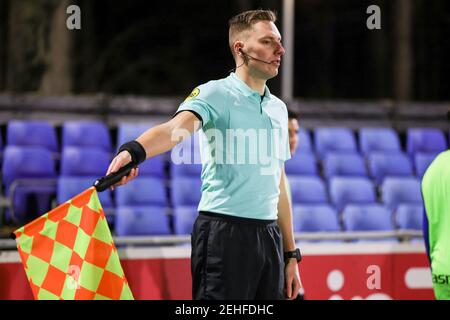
[175,72,291,220]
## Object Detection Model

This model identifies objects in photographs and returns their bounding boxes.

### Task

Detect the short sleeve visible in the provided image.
[174,85,215,127]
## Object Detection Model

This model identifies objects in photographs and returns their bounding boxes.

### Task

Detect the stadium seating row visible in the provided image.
[0,120,448,157]
[0,120,439,239]
[286,151,438,181]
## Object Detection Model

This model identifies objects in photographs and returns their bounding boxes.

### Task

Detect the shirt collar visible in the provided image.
[229,72,271,100]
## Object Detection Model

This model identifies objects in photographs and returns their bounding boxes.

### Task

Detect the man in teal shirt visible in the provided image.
[107,9,302,300]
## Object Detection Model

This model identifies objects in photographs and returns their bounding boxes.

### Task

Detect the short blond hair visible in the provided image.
[228,10,277,58]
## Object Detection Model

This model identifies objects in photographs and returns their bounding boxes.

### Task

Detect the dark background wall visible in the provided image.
[0,0,449,101]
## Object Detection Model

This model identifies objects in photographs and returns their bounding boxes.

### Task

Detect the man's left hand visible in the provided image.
[284,258,301,300]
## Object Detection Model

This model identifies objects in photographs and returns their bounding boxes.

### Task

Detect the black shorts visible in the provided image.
[191,211,284,300]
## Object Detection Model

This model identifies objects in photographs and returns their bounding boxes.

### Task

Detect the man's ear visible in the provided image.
[234,42,243,56]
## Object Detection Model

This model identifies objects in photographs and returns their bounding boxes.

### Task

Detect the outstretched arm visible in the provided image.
[106,111,201,188]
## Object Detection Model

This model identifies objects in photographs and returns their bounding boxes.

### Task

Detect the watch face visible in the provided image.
[285,249,302,262]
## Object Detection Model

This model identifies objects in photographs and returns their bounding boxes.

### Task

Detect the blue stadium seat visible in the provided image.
[359,127,401,156]
[285,152,318,176]
[342,204,394,232]
[62,121,112,152]
[115,177,170,236]
[171,162,202,177]
[368,152,413,185]
[314,127,357,159]
[137,154,167,178]
[115,206,171,236]
[57,176,113,208]
[288,176,328,204]
[116,177,167,206]
[323,153,368,179]
[414,152,439,178]
[57,176,115,226]
[329,177,376,211]
[293,205,340,232]
[170,134,202,177]
[173,206,198,235]
[407,128,447,156]
[7,120,58,153]
[117,122,167,178]
[381,177,422,211]
[60,147,111,177]
[171,177,202,206]
[296,128,312,152]
[395,204,423,230]
[0,129,3,163]
[2,146,57,223]
[117,122,160,146]
[170,132,201,164]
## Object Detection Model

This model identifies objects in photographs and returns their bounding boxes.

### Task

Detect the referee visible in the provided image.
[107,9,302,300]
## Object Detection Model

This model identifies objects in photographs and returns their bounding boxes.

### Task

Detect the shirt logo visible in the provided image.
[184,88,200,102]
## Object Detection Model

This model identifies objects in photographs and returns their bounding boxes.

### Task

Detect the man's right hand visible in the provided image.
[106,151,139,190]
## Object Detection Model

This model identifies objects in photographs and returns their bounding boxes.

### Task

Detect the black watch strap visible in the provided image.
[284,248,302,262]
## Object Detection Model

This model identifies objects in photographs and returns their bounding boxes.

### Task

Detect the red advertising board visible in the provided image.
[0,242,434,300]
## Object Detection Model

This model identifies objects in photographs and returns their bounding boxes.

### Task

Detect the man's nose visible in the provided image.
[276,43,285,56]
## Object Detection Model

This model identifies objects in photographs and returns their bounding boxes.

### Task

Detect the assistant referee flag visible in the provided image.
[13,187,134,300]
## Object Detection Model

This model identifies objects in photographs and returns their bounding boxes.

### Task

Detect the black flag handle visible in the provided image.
[93,162,136,192]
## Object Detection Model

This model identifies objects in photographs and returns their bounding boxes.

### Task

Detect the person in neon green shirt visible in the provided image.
[422,150,450,300]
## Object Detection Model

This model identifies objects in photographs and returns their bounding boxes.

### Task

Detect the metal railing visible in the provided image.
[7,178,57,223]
[0,230,423,250]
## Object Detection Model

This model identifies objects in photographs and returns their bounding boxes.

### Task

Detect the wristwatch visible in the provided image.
[284,248,302,262]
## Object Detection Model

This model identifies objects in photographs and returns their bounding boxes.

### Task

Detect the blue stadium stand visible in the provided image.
[414,152,440,178]
[342,204,396,242]
[60,147,111,177]
[381,177,422,211]
[171,175,202,235]
[115,177,170,236]
[367,152,414,185]
[173,206,198,235]
[329,176,376,211]
[314,127,357,159]
[358,127,401,156]
[323,153,368,180]
[395,204,423,230]
[7,120,58,153]
[171,176,202,207]
[288,176,328,204]
[170,133,202,177]
[2,146,57,223]
[297,128,313,152]
[0,130,3,167]
[293,204,340,232]
[406,128,447,156]
[285,152,318,176]
[62,121,112,153]
[117,122,167,178]
[57,176,113,209]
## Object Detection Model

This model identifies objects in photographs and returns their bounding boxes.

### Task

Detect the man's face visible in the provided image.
[241,21,285,80]
[288,118,299,155]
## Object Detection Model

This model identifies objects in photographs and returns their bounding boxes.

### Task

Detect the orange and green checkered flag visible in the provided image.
[13,186,134,300]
